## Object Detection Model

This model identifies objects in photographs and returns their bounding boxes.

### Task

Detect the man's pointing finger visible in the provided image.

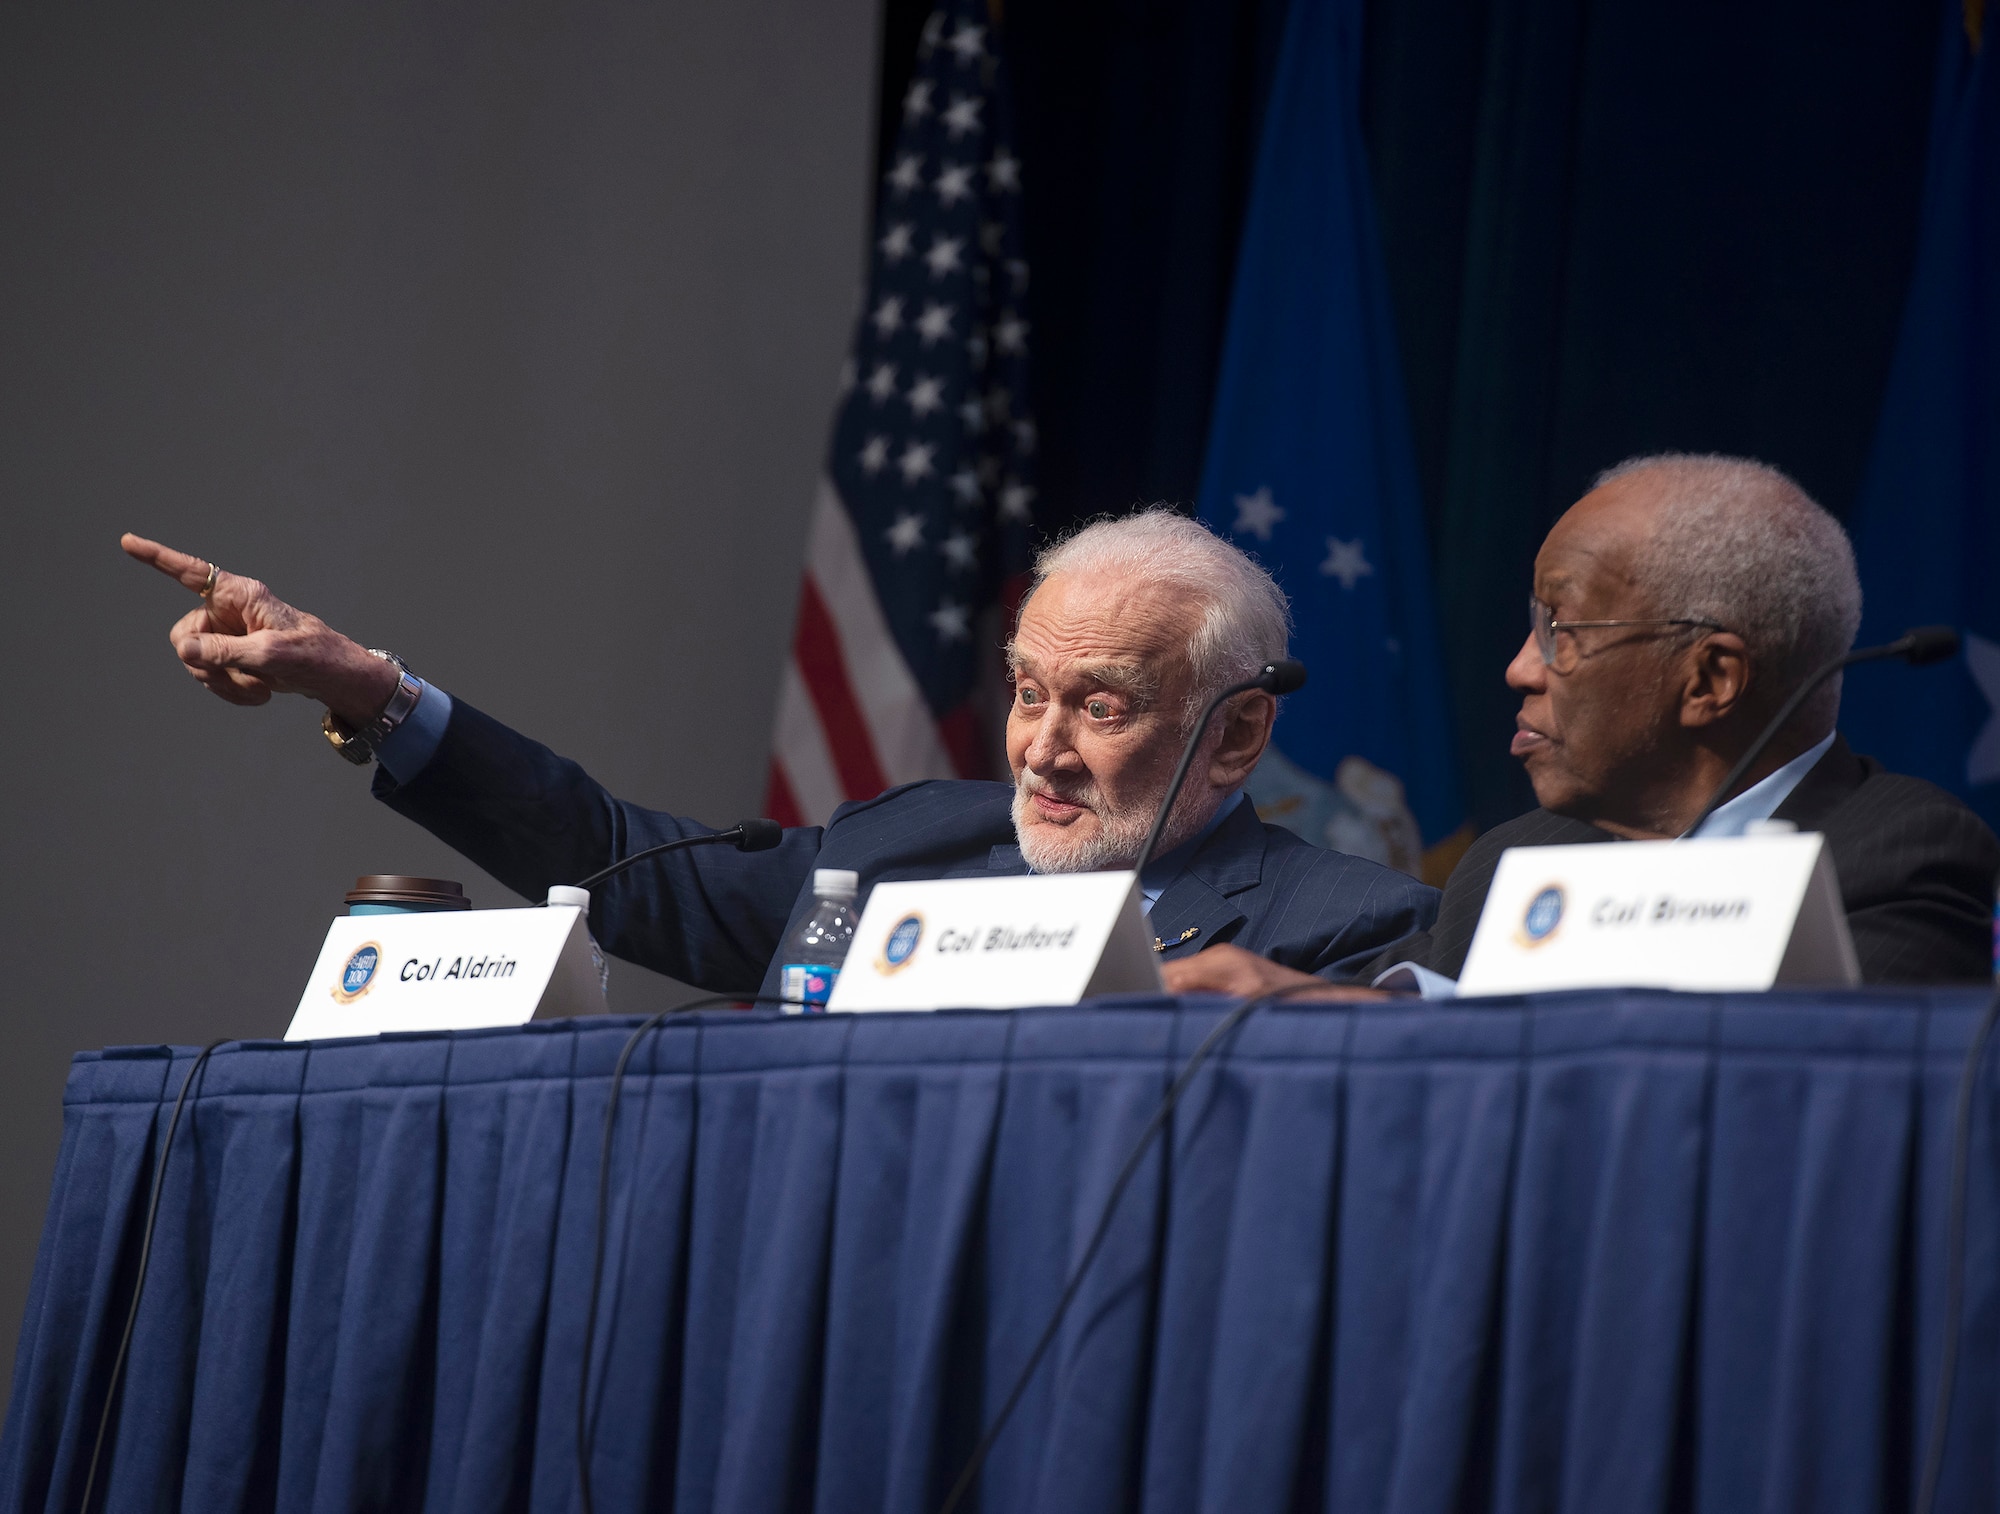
[121,533,218,593]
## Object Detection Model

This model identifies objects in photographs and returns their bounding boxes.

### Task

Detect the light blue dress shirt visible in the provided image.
[374,677,452,782]
[375,677,1245,912]
[1379,731,1839,999]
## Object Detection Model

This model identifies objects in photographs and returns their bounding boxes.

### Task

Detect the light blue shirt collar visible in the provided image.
[1690,730,1836,838]
[1138,791,1247,914]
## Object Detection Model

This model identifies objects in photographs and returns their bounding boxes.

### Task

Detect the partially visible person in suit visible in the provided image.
[124,509,1437,996]
[1167,453,2000,999]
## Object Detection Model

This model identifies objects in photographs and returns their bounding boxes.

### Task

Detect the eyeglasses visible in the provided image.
[1529,595,1727,673]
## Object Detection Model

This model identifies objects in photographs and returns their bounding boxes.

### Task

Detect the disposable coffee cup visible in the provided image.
[344,876,471,916]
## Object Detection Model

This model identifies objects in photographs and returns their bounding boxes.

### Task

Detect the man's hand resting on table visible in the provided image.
[120,534,400,728]
[1159,943,1389,1002]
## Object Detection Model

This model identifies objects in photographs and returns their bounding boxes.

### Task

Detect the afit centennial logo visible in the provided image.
[332,942,382,1002]
[1515,886,1565,949]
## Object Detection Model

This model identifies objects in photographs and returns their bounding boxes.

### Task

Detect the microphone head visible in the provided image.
[733,818,784,852]
[1898,625,1961,666]
[1258,658,1308,695]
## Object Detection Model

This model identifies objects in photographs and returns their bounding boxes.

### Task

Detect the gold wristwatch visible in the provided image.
[323,649,422,765]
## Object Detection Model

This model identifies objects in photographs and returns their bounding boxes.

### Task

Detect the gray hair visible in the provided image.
[1015,507,1292,727]
[1595,453,1862,734]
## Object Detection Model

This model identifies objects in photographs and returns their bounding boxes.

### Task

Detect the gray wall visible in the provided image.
[0,0,879,1378]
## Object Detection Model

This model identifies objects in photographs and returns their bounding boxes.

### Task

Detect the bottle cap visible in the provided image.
[546,885,592,911]
[813,869,859,898]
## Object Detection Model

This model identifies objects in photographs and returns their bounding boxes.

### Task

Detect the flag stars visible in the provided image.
[979,221,1004,256]
[898,440,937,483]
[886,154,924,196]
[924,235,965,279]
[879,223,914,263]
[959,398,986,434]
[949,466,981,502]
[1320,537,1375,589]
[906,373,945,417]
[1233,486,1284,541]
[934,162,975,206]
[984,387,1012,424]
[885,512,926,556]
[903,79,933,123]
[1006,259,1029,294]
[872,296,904,337]
[916,302,956,345]
[946,23,985,64]
[858,435,890,475]
[994,312,1029,354]
[930,599,972,642]
[986,149,1021,192]
[1000,481,1035,521]
[941,94,984,139]
[939,531,978,571]
[865,362,899,404]
[966,329,989,368]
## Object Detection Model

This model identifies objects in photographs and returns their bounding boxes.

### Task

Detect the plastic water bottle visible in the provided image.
[546,885,612,1001]
[779,869,859,1013]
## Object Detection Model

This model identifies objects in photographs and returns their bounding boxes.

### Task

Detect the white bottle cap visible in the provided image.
[546,885,592,911]
[813,869,859,898]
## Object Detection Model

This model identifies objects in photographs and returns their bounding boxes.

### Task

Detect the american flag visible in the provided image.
[764,0,1036,826]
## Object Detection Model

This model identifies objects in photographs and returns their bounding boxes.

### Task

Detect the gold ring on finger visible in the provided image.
[200,562,220,599]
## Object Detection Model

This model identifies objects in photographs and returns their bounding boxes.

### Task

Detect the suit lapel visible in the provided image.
[1770,734,1867,830]
[1146,800,1265,961]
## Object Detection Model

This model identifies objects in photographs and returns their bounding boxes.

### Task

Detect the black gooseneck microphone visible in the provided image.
[1133,658,1307,873]
[1683,625,1960,837]
[564,818,784,895]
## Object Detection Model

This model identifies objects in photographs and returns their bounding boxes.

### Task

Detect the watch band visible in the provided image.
[323,650,422,766]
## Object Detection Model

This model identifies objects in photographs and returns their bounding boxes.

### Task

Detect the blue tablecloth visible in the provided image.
[3,990,1997,1513]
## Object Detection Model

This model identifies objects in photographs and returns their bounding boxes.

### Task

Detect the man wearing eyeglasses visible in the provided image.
[1165,452,1999,999]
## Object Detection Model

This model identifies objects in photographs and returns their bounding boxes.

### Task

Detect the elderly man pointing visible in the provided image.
[126,510,1436,999]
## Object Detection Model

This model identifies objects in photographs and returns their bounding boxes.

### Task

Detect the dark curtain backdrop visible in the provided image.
[878,0,1942,829]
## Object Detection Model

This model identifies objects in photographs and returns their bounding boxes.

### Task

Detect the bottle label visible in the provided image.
[780,963,838,1013]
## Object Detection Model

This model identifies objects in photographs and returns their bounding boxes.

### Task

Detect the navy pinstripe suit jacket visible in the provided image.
[1367,735,2000,985]
[374,699,1440,997]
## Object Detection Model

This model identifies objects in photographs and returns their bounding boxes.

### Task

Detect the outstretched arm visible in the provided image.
[120,534,400,726]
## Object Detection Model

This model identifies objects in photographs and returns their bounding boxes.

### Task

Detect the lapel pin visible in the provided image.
[1151,926,1201,953]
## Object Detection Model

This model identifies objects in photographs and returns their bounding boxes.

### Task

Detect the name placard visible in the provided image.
[285,907,608,1040]
[1458,832,1859,996]
[825,871,1163,1012]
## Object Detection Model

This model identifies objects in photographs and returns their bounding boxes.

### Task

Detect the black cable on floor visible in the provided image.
[1913,983,2000,1514]
[935,982,1338,1514]
[78,1039,223,1514]
[577,993,804,1514]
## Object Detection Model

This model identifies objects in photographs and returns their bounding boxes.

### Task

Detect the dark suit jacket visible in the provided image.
[373,699,1440,997]
[1367,735,2000,985]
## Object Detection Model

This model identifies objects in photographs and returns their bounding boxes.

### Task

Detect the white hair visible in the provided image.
[1016,507,1293,727]
[1595,453,1862,734]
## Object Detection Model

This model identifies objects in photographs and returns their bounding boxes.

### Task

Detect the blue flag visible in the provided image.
[1194,0,1463,880]
[1843,1,1999,833]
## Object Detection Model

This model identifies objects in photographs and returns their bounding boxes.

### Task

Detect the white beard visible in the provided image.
[1011,765,1218,874]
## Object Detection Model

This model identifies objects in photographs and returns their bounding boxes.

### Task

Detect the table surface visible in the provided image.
[4,987,1998,1514]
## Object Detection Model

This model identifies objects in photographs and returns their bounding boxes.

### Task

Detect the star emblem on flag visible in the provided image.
[1233,486,1284,541]
[1320,537,1374,590]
